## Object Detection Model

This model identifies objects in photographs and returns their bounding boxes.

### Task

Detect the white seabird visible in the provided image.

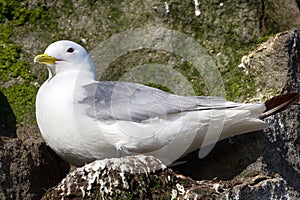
[34,40,298,166]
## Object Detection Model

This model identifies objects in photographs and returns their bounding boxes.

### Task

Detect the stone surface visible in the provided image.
[0,133,70,200]
[238,31,291,101]
[1,1,300,199]
[42,156,290,199]
[42,155,171,199]
[172,29,300,199]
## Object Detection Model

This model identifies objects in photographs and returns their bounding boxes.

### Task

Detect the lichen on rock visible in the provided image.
[42,155,292,200]
[42,155,173,199]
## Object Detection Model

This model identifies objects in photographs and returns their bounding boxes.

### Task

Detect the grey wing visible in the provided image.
[79,81,240,122]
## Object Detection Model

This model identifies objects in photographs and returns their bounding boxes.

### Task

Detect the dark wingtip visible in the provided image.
[259,93,299,119]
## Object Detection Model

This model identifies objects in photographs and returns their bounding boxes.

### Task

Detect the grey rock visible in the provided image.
[263,29,300,199]
[42,156,290,199]
[224,176,289,199]
[172,29,300,199]
[1,1,300,199]
[42,155,175,199]
[0,134,70,200]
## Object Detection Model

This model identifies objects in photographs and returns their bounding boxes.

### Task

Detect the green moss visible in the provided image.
[256,34,275,44]
[174,60,208,96]
[108,6,123,21]
[219,46,257,100]
[1,83,37,125]
[100,49,208,97]
[0,25,38,126]
[0,1,52,26]
[146,83,174,93]
[163,0,277,101]
[0,26,36,82]
[0,0,55,128]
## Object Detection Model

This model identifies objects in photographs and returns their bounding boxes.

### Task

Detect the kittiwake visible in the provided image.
[34,40,298,166]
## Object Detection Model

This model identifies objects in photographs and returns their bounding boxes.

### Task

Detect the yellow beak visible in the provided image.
[34,54,59,65]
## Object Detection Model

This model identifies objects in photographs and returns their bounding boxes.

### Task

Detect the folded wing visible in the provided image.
[79,81,257,122]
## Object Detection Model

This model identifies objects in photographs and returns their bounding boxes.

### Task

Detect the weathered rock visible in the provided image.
[42,155,177,199]
[238,31,291,101]
[224,175,289,199]
[42,155,290,199]
[172,29,300,199]
[0,133,70,200]
[263,29,300,199]
[1,1,300,199]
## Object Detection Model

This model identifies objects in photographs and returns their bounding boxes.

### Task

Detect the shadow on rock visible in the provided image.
[0,91,16,137]
[0,135,70,199]
[171,131,265,180]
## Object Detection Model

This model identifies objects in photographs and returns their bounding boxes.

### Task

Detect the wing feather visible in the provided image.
[79,81,244,122]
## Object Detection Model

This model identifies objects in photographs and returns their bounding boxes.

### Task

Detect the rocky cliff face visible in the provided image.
[172,29,300,199]
[1,0,300,199]
[41,155,290,199]
[0,133,70,199]
[41,29,300,200]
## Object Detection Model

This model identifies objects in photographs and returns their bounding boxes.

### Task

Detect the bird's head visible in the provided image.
[34,40,96,79]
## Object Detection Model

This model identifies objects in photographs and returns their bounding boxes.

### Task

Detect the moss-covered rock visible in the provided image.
[1,1,300,198]
[0,0,55,131]
[1,0,300,130]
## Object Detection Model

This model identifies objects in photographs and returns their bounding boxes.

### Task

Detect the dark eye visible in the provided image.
[67,48,74,53]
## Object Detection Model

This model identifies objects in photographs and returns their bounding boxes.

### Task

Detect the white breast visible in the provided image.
[36,72,112,166]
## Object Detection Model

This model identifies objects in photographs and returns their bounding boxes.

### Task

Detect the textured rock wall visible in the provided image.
[0,134,69,199]
[172,29,300,199]
[1,1,300,199]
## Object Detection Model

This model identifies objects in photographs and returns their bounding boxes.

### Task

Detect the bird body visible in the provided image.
[34,40,297,166]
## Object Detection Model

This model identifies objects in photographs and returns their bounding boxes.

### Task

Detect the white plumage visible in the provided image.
[34,40,285,166]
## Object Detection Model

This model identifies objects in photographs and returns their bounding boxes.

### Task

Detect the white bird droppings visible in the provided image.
[194,0,201,16]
